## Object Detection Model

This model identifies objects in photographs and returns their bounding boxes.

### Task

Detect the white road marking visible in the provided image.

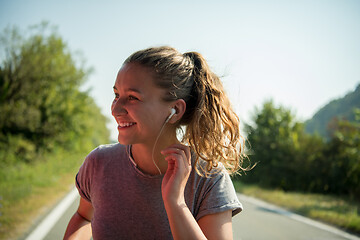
[25,188,78,240]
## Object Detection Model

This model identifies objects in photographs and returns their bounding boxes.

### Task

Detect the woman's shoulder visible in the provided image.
[94,142,124,151]
[87,143,126,161]
[187,155,229,190]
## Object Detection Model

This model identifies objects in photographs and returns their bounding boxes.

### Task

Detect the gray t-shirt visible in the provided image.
[76,143,242,240]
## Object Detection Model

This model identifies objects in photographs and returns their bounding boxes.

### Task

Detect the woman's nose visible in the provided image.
[111,99,127,116]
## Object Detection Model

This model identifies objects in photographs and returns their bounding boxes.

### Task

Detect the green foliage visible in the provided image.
[0,22,109,167]
[0,22,110,238]
[325,109,360,198]
[243,100,360,200]
[0,147,89,239]
[243,100,304,190]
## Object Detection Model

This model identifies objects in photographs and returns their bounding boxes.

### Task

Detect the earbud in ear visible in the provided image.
[166,108,176,122]
[170,108,176,117]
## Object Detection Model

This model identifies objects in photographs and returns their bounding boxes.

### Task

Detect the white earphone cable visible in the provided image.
[152,110,175,175]
[152,121,167,175]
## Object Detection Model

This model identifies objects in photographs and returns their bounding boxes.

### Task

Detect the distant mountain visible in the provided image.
[305,84,360,139]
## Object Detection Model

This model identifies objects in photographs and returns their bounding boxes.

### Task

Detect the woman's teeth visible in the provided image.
[119,122,136,127]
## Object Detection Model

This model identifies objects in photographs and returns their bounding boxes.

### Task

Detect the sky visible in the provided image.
[1,0,359,140]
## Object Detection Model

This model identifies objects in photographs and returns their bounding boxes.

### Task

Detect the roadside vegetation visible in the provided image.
[241,100,360,199]
[236,98,360,235]
[0,150,87,239]
[233,181,360,235]
[0,23,110,239]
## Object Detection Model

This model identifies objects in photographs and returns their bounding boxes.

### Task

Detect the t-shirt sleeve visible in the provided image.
[195,171,242,221]
[75,149,96,203]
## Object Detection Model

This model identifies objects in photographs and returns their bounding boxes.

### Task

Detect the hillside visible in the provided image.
[305,83,360,138]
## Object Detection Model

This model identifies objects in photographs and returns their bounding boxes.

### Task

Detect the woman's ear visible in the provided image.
[169,99,186,124]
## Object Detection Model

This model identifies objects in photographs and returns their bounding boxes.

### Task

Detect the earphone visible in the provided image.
[166,108,176,123]
[152,108,176,174]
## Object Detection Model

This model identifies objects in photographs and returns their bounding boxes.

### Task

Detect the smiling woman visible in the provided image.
[111,63,172,148]
[64,46,247,240]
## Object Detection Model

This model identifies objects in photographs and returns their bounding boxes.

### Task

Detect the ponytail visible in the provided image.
[183,52,246,176]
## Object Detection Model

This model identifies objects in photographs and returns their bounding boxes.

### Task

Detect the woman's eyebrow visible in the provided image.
[113,86,142,94]
[126,88,142,94]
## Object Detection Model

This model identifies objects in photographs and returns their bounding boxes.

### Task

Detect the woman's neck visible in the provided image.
[131,132,179,175]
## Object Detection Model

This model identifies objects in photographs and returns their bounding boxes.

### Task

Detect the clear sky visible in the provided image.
[1,0,359,140]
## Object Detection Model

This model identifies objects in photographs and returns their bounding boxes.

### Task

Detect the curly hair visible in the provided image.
[124,46,247,176]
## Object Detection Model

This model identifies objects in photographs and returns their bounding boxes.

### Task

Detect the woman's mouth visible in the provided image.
[118,122,136,129]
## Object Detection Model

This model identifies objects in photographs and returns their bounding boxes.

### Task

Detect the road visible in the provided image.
[233,194,359,240]
[24,189,360,240]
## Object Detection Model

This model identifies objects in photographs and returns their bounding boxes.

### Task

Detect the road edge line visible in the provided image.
[25,187,78,240]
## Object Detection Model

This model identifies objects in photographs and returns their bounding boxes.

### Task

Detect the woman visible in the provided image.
[64,46,246,240]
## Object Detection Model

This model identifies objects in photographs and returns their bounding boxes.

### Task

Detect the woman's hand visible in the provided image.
[161,144,208,240]
[161,144,191,205]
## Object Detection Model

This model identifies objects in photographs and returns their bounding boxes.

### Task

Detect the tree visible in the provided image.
[0,23,109,165]
[324,109,360,199]
[243,100,304,190]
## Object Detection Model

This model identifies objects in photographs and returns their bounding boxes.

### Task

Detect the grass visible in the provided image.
[233,180,360,235]
[0,148,87,240]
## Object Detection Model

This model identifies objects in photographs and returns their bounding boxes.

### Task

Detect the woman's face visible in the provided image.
[111,63,172,145]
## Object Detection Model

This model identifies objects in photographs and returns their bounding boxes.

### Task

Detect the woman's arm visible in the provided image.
[163,200,206,240]
[63,196,93,240]
[164,199,233,240]
[161,144,234,240]
[198,210,233,240]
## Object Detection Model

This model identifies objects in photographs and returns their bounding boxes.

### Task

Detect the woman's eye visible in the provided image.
[128,95,138,101]
[114,93,119,99]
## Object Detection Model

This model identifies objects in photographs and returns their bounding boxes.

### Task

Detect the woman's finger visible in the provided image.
[162,144,191,166]
[162,149,189,170]
[171,144,191,163]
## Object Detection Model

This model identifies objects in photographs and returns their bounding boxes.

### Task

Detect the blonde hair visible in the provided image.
[124,46,247,176]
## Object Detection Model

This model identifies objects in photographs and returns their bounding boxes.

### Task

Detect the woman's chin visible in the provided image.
[117,135,134,146]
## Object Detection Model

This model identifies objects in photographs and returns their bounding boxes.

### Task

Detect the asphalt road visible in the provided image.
[233,194,359,240]
[26,191,360,240]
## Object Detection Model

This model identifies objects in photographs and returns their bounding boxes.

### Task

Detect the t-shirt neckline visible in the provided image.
[126,145,164,179]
